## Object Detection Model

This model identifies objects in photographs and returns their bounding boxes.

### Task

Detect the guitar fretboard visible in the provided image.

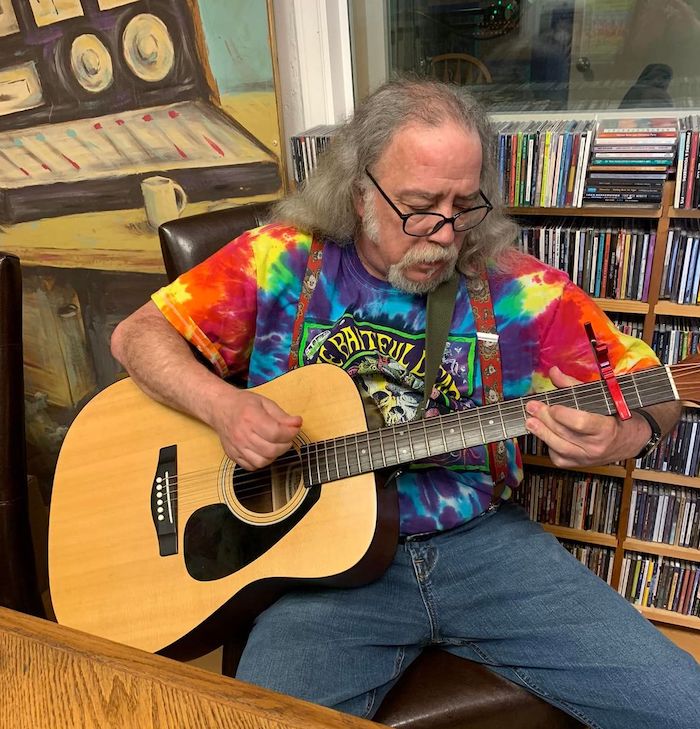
[302,365,676,487]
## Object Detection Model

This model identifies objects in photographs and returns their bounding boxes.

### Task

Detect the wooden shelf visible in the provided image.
[637,606,700,629]
[630,469,700,488]
[507,206,662,219]
[654,301,700,317]
[623,538,700,561]
[522,455,627,478]
[668,208,700,219]
[543,524,618,547]
[592,298,649,314]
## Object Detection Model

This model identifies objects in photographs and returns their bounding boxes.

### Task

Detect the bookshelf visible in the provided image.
[631,470,699,488]
[289,120,700,656]
[510,179,700,657]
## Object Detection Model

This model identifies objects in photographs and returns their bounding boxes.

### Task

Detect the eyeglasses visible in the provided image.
[365,168,492,237]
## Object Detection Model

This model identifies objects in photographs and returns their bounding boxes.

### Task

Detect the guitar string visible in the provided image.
[173,366,679,488]
[169,367,687,502]
[170,369,682,504]
[166,364,697,506]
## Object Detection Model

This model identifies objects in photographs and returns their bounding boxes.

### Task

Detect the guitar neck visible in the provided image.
[303,365,677,487]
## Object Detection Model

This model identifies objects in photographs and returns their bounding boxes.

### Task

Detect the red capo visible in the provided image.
[584,322,631,421]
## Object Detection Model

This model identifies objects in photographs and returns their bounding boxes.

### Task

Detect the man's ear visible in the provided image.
[353,185,365,219]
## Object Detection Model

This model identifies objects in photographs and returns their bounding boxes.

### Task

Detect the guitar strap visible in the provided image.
[289,235,324,369]
[415,273,459,420]
[466,266,508,503]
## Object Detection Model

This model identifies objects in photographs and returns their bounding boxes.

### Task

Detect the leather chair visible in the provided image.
[0,252,44,617]
[158,206,584,729]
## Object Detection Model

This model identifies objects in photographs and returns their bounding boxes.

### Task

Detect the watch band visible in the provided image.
[634,409,663,460]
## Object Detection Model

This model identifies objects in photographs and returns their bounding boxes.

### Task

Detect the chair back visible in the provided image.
[159,203,271,281]
[0,252,43,616]
[429,53,492,85]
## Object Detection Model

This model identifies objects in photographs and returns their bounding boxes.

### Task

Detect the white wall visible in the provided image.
[272,0,354,177]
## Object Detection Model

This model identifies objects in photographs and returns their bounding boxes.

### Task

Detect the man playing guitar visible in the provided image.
[110,78,698,727]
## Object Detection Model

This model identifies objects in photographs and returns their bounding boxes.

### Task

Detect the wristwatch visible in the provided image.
[634,409,663,459]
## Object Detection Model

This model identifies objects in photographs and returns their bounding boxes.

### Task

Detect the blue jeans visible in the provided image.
[236,502,700,728]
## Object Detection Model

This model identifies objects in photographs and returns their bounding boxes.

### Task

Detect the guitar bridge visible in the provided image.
[151,445,178,556]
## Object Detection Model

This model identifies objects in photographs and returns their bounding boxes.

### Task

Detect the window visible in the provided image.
[349,1,700,113]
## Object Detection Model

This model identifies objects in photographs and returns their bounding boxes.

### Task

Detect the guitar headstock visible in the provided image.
[669,353,700,404]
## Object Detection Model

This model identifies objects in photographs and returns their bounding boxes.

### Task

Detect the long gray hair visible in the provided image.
[270,77,518,271]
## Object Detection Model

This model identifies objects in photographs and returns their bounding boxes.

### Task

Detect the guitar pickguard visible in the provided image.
[183,485,321,581]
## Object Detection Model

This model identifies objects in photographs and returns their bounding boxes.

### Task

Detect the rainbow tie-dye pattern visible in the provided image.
[153,223,658,535]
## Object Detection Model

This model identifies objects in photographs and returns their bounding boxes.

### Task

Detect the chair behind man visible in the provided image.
[428,53,492,85]
[158,205,583,729]
[0,252,44,617]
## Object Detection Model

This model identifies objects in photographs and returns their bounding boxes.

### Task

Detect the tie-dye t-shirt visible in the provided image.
[152,223,658,535]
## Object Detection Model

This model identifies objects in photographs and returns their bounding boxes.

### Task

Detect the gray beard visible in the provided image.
[387,257,456,294]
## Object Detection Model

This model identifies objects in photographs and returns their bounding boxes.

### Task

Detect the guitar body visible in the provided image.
[49,364,398,658]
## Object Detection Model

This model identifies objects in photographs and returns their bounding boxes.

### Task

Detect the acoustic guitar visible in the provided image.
[49,357,700,659]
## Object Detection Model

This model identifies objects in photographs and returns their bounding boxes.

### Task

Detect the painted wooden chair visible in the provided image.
[428,53,492,85]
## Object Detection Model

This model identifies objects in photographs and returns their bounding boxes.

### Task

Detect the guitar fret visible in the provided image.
[407,421,424,460]
[496,403,508,439]
[629,378,644,410]
[501,402,525,439]
[456,412,468,450]
[628,369,675,408]
[331,440,341,481]
[315,441,323,485]
[395,425,413,463]
[420,418,431,458]
[443,418,462,451]
[439,418,449,453]
[598,381,614,416]
[480,405,506,444]
[381,425,401,466]
[304,446,314,487]
[423,420,446,456]
[391,425,401,466]
[571,386,579,410]
[476,410,486,445]
[376,428,389,468]
[520,398,528,426]
[323,440,332,482]
[362,431,373,471]
[343,435,351,479]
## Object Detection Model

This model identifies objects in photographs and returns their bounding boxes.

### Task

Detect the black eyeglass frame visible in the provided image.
[364,168,493,237]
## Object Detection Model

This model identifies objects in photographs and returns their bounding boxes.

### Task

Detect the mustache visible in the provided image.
[397,244,458,268]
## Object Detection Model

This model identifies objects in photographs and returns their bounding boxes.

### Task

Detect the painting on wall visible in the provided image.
[0,0,285,500]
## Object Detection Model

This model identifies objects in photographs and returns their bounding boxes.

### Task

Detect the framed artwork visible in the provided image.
[0,0,286,491]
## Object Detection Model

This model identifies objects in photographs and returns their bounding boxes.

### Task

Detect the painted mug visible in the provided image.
[141,176,188,229]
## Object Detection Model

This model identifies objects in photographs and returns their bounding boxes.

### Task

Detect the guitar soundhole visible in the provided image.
[230,448,304,517]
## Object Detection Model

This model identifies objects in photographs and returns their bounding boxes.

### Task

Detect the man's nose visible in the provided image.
[427,218,457,246]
